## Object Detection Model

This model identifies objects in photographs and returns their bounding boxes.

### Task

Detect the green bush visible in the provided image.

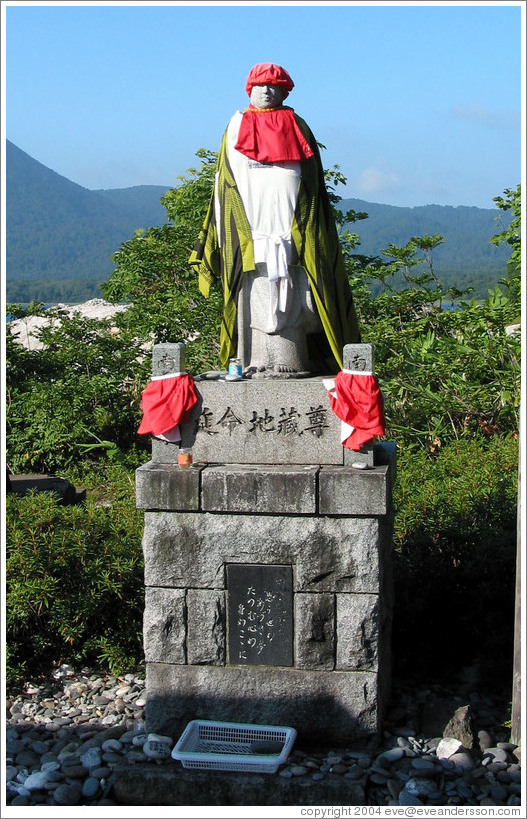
[5,463,145,690]
[346,233,521,450]
[392,435,519,685]
[6,309,151,473]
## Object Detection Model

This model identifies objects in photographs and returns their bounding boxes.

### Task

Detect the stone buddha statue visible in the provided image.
[190,62,360,377]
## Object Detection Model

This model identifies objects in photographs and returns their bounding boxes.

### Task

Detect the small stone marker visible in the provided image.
[343,343,376,467]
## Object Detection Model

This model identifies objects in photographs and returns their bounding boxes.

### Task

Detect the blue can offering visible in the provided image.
[228,358,242,377]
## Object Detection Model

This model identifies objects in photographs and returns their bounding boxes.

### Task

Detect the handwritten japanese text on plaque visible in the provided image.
[226,564,293,667]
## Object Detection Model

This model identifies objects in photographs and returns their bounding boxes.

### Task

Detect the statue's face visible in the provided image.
[250,84,284,109]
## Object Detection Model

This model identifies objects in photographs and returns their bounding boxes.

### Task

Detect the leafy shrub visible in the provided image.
[391,436,519,686]
[6,308,151,473]
[346,236,521,450]
[5,463,145,689]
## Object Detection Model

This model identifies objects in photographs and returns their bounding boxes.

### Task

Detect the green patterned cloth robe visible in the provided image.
[189,113,361,373]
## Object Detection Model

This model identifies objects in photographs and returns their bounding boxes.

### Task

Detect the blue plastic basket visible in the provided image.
[171,719,297,773]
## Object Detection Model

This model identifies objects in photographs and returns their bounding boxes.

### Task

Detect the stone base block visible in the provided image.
[142,511,390,594]
[110,762,366,806]
[136,461,202,511]
[137,458,395,515]
[153,377,346,465]
[202,464,318,514]
[145,663,383,745]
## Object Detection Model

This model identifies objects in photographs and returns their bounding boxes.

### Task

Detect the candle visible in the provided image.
[178,448,193,469]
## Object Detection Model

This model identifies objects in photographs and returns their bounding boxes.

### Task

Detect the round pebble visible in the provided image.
[102,738,123,752]
[399,789,423,806]
[370,772,389,784]
[411,757,436,772]
[345,765,364,780]
[80,748,102,769]
[483,747,509,763]
[53,784,81,806]
[290,765,308,776]
[378,747,404,763]
[143,739,172,759]
[81,777,100,798]
[405,777,439,797]
[24,771,51,791]
[450,751,476,771]
[436,737,463,759]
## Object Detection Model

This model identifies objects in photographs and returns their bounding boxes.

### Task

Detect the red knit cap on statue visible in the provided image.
[245,63,294,98]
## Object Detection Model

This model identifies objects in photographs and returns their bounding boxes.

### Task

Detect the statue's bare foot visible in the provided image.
[244,364,310,379]
[244,364,266,375]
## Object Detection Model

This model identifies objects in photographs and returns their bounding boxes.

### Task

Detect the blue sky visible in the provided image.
[2,1,524,208]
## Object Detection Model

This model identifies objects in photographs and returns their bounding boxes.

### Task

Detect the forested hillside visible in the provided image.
[339,198,512,296]
[6,139,512,303]
[6,141,169,303]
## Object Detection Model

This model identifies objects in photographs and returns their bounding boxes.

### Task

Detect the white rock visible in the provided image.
[146,733,172,745]
[9,300,131,351]
[115,685,132,698]
[436,737,463,759]
[22,771,51,791]
[80,748,102,769]
[143,739,172,759]
[52,664,75,680]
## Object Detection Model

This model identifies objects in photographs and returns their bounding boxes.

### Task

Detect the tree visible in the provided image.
[491,184,521,308]
[330,177,521,449]
[101,149,222,375]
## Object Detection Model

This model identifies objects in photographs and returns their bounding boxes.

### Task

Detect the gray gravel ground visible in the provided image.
[4,664,522,808]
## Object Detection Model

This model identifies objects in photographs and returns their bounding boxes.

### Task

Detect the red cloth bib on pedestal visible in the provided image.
[235,106,314,163]
[325,371,386,451]
[137,374,198,437]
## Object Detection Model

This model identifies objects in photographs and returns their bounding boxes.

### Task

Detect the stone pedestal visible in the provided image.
[137,343,395,746]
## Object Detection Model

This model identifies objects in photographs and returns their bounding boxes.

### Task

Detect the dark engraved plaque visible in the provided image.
[227,564,293,667]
